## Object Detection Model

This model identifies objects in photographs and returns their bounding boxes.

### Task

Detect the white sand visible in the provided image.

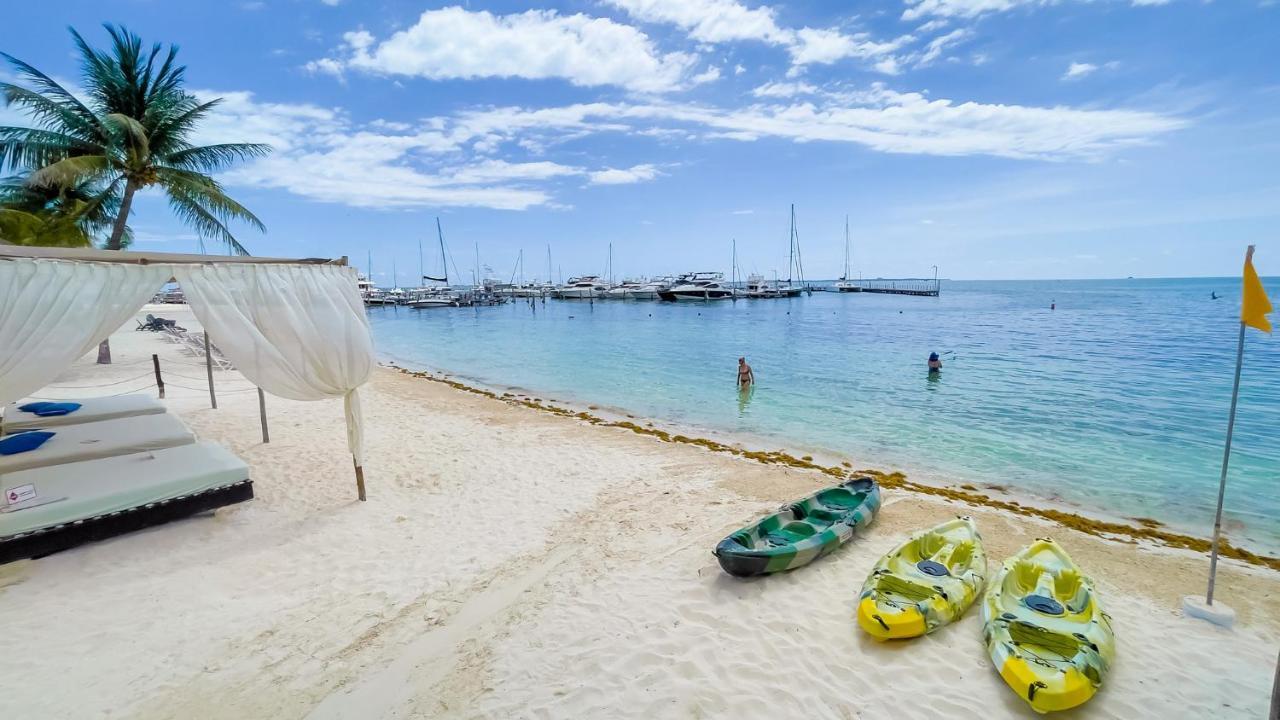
[1,305,1277,719]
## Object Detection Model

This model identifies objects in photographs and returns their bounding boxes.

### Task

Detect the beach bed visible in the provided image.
[0,394,166,433]
[0,413,196,474]
[0,441,253,563]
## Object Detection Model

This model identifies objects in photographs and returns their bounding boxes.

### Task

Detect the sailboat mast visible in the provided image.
[367,250,372,286]
[547,244,553,285]
[843,215,850,281]
[392,258,398,289]
[418,238,424,287]
[436,217,448,285]
[731,238,737,300]
[607,242,613,284]
[788,204,796,286]
[474,241,480,288]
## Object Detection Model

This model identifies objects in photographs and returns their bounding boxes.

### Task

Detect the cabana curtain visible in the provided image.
[0,256,374,467]
[0,259,171,406]
[174,263,374,463]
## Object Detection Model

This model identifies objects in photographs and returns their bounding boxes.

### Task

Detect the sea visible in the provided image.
[369,278,1280,554]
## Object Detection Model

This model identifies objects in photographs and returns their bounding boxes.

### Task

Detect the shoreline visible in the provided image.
[385,361,1280,573]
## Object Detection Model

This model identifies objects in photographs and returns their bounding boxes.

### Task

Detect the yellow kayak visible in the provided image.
[857,516,986,639]
[982,539,1115,714]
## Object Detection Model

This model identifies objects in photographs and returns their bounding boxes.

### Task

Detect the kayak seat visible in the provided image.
[814,487,862,509]
[764,521,818,546]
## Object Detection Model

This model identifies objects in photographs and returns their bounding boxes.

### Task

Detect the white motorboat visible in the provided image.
[658,272,734,302]
[406,289,459,308]
[604,278,667,300]
[744,273,801,299]
[555,276,609,299]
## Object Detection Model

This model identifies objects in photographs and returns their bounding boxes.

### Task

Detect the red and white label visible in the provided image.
[5,484,36,505]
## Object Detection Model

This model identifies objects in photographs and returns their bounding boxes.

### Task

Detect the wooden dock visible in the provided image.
[827,278,940,296]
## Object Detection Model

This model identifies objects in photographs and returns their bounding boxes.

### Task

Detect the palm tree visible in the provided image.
[0,24,270,254]
[0,24,271,362]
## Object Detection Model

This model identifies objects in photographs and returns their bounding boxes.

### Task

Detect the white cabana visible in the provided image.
[0,245,376,499]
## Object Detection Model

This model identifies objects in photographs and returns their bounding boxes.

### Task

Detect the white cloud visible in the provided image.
[192,91,657,210]
[1063,61,1099,79]
[690,66,722,85]
[186,79,1186,212]
[606,0,911,73]
[320,0,341,5]
[752,81,819,98]
[588,164,663,185]
[452,85,1186,161]
[904,0,1172,20]
[309,7,698,93]
[917,28,973,67]
[731,209,755,214]
[604,0,790,44]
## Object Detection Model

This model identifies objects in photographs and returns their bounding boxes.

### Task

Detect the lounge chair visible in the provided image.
[0,413,196,474]
[1,394,167,433]
[0,441,253,563]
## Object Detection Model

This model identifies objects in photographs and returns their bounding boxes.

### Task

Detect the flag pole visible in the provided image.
[1205,317,1246,605]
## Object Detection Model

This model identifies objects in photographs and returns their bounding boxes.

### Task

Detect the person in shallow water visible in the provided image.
[737,357,755,388]
[928,352,943,373]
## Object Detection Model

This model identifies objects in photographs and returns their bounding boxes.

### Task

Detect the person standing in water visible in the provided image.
[737,357,755,388]
[928,352,943,373]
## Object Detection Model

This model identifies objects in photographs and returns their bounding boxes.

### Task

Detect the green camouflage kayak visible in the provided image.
[713,477,881,577]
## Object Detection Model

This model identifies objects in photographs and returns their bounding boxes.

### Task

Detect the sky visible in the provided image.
[2,0,1279,282]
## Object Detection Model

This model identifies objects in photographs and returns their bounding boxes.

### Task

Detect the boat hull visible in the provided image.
[857,516,986,640]
[981,538,1115,714]
[658,290,734,302]
[713,477,881,577]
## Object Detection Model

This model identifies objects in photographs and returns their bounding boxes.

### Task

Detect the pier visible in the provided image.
[853,279,940,297]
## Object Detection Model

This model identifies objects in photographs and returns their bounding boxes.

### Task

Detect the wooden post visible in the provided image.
[152,354,164,399]
[257,388,269,443]
[353,456,367,501]
[204,333,217,409]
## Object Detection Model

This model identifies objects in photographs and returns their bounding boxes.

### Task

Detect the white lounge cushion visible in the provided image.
[0,442,248,540]
[1,394,166,433]
[0,413,196,474]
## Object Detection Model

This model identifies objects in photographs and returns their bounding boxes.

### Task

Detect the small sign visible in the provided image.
[5,484,36,506]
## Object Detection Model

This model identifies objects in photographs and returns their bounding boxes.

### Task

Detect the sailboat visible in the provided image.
[835,215,861,292]
[407,218,459,308]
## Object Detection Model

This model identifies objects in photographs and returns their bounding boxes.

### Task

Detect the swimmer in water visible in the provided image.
[928,352,943,373]
[737,357,755,388]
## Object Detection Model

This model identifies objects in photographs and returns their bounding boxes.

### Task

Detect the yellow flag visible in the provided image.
[1242,245,1272,333]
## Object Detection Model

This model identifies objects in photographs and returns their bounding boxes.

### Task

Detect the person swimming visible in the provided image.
[737,357,755,388]
[928,352,943,373]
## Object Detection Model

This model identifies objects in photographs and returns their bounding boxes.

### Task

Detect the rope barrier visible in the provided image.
[46,371,155,389]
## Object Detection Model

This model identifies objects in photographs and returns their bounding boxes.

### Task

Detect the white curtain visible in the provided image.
[0,258,170,406]
[173,263,375,463]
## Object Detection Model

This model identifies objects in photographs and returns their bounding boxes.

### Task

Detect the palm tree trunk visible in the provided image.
[106,178,138,251]
[97,179,139,363]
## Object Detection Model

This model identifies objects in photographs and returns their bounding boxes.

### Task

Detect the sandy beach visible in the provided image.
[1,304,1277,720]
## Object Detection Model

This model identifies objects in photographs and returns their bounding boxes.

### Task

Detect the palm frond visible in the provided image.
[163,186,250,255]
[103,112,150,159]
[28,154,114,188]
[0,52,101,134]
[163,142,271,173]
[0,83,100,142]
[0,126,97,172]
[158,166,265,232]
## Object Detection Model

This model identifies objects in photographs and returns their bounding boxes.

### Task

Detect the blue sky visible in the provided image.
[3,0,1279,281]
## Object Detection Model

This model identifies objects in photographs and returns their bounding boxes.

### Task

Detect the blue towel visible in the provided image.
[0,431,55,456]
[17,402,53,413]
[32,402,81,417]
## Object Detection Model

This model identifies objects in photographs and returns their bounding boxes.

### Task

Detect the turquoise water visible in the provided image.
[369,279,1280,553]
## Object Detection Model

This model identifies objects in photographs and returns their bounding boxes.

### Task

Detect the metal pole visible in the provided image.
[152,354,164,399]
[353,456,367,501]
[1270,649,1280,720]
[1206,320,1246,605]
[257,388,269,443]
[204,334,217,409]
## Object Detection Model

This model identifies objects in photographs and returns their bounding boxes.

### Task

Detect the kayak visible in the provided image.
[713,476,881,577]
[982,539,1115,714]
[857,516,986,639]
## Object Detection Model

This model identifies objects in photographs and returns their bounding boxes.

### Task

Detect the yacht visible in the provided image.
[555,276,609,299]
[744,273,801,299]
[604,278,667,300]
[406,288,459,308]
[658,272,734,302]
